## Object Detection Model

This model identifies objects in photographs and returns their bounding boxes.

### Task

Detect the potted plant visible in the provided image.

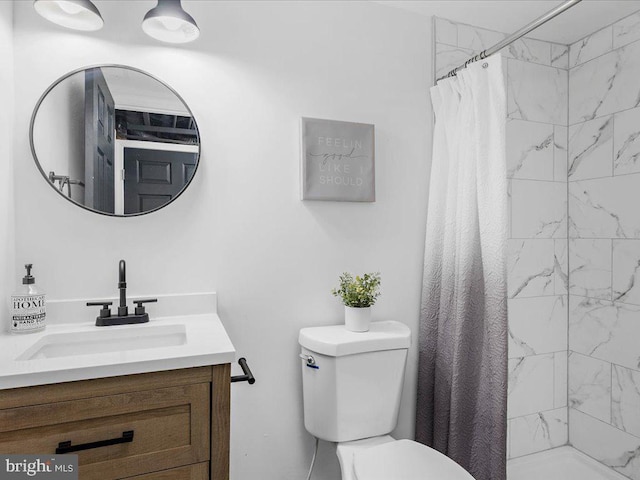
[331,272,381,332]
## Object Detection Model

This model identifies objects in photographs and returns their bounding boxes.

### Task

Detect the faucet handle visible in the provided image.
[133,298,158,315]
[86,301,113,319]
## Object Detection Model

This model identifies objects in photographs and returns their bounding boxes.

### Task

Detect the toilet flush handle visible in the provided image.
[300,353,319,369]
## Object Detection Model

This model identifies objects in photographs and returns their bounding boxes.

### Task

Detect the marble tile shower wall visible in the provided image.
[567,10,640,480]
[434,17,570,461]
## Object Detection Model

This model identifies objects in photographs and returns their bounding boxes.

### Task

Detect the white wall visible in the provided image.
[12,1,431,478]
[0,1,14,332]
[32,72,85,203]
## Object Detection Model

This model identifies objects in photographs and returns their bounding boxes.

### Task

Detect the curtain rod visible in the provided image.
[436,0,582,83]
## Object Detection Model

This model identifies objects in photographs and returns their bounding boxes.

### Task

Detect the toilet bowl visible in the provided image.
[299,321,475,480]
[337,435,475,480]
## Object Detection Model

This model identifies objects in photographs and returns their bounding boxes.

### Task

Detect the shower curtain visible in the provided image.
[416,56,508,480]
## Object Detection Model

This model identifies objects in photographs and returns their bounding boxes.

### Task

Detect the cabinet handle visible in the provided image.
[56,430,134,454]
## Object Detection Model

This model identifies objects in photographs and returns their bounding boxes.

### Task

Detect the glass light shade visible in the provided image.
[142,0,200,44]
[33,0,104,31]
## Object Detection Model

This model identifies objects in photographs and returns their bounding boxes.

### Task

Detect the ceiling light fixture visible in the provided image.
[33,0,104,31]
[142,0,200,44]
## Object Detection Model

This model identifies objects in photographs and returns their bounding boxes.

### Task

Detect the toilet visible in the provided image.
[299,321,475,480]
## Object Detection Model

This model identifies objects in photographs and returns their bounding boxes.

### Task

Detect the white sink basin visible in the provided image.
[16,324,187,360]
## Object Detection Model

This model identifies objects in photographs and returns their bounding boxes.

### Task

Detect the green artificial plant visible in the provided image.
[331,272,381,308]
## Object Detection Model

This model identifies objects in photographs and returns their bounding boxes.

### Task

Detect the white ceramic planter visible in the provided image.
[344,306,371,332]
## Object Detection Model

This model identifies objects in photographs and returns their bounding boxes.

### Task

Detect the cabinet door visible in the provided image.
[0,384,210,480]
[123,462,209,480]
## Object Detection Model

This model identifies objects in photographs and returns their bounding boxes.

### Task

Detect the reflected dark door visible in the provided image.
[85,68,115,214]
[123,148,197,214]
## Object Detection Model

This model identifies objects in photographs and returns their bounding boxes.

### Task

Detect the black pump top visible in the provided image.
[22,264,35,285]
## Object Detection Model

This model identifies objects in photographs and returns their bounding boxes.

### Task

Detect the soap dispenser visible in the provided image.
[11,264,46,334]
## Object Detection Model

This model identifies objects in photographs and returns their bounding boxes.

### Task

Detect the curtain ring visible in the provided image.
[482,62,489,68]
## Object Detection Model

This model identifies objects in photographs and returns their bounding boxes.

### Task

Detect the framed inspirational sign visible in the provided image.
[300,117,375,202]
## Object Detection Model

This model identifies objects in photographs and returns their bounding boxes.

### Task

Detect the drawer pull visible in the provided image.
[56,430,134,454]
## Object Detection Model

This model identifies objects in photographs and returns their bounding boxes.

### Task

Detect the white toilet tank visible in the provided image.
[299,321,411,443]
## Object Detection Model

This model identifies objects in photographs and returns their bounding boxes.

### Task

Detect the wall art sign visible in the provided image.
[300,117,375,202]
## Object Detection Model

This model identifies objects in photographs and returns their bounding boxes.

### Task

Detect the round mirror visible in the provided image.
[30,65,200,216]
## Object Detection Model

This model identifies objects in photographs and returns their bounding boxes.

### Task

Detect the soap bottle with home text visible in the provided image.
[11,264,46,334]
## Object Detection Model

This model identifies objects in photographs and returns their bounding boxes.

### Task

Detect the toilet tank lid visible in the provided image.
[299,321,411,357]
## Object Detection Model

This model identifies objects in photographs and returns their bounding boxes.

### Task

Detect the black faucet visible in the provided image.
[87,260,157,326]
[118,259,128,317]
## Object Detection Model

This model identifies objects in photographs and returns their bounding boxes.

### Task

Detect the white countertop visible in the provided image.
[0,313,236,390]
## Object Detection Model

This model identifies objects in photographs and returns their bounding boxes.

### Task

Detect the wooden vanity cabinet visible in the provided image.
[0,364,230,480]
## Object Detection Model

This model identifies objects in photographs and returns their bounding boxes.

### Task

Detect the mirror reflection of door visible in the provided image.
[85,68,199,215]
[85,68,116,214]
[115,142,198,215]
[114,109,198,215]
[124,148,197,214]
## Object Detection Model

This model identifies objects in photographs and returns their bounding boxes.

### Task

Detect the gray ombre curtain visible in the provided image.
[416,55,508,480]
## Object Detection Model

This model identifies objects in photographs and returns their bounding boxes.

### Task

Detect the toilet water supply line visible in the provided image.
[300,352,320,479]
[306,436,319,480]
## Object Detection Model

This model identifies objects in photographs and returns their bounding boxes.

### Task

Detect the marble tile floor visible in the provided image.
[508,446,628,480]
